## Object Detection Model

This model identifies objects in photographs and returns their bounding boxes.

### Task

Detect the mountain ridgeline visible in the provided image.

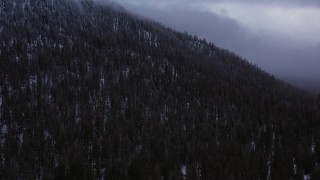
[1,0,320,179]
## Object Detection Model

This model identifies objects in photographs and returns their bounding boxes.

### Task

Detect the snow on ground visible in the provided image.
[19,132,24,144]
[1,124,7,135]
[267,132,276,180]
[100,168,106,179]
[251,140,256,151]
[312,144,315,154]
[304,174,311,180]
[123,67,130,78]
[29,75,37,88]
[181,164,187,178]
[44,129,51,140]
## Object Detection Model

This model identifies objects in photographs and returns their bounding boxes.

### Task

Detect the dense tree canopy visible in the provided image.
[0,0,320,179]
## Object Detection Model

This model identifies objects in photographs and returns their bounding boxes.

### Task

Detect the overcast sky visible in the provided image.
[108,0,320,93]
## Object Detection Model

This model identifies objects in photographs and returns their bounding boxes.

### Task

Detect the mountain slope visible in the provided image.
[0,0,320,179]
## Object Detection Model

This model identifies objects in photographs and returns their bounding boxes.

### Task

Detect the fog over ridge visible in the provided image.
[91,0,320,93]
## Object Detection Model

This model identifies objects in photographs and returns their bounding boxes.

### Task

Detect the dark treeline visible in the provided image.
[0,0,320,179]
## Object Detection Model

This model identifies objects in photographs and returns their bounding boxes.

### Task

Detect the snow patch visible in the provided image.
[267,159,272,179]
[44,130,51,140]
[267,132,276,180]
[100,78,105,87]
[251,140,256,151]
[1,124,7,135]
[304,174,311,180]
[29,75,37,88]
[27,53,32,61]
[113,18,119,31]
[100,168,106,179]
[106,96,111,109]
[181,164,187,177]
[182,124,186,131]
[18,132,24,145]
[123,67,130,78]
[311,144,315,154]
[159,66,165,74]
[160,113,168,124]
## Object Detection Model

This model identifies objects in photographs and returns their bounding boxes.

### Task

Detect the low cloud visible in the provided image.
[111,0,320,93]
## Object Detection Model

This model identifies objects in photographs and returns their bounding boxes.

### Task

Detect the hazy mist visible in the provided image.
[106,0,320,93]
